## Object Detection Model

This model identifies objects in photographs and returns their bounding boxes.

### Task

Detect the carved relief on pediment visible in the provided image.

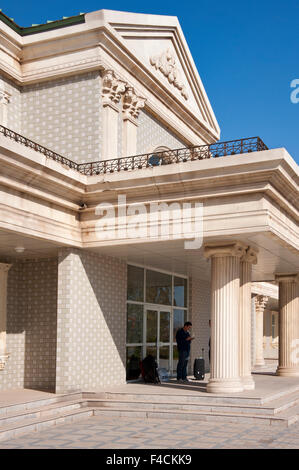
[150,49,188,100]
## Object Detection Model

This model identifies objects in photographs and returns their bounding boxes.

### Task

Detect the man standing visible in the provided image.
[176,321,195,383]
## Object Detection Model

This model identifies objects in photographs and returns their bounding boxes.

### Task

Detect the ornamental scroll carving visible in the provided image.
[123,87,146,120]
[102,70,126,105]
[101,69,146,121]
[150,48,188,100]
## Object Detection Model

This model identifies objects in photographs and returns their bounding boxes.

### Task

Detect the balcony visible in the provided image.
[0,125,268,177]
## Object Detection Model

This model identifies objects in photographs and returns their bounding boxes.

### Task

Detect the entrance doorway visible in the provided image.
[145,306,171,371]
[126,265,188,380]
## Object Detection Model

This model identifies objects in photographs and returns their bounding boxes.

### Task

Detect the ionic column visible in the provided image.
[254,295,268,367]
[204,241,247,393]
[275,273,299,377]
[122,87,145,157]
[101,70,126,160]
[239,248,257,390]
[0,263,12,370]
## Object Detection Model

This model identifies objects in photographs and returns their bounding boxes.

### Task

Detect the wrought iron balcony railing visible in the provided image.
[0,125,268,177]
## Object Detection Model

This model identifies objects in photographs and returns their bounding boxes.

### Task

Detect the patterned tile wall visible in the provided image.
[136,109,187,155]
[56,248,127,393]
[21,72,102,163]
[0,258,58,392]
[189,278,211,371]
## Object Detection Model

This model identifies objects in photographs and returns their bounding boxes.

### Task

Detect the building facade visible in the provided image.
[0,9,298,394]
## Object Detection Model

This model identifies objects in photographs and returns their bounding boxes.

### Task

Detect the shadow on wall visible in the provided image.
[5,259,58,393]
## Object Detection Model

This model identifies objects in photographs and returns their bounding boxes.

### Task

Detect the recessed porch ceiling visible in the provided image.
[0,229,298,283]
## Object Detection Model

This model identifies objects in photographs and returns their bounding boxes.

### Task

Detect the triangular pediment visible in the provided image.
[94,10,220,139]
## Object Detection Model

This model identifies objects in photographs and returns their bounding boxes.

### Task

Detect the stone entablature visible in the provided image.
[0,135,298,259]
[252,282,278,299]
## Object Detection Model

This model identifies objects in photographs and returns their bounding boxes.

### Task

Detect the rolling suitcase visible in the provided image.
[194,348,205,380]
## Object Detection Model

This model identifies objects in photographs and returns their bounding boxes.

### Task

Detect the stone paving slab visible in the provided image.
[0,414,299,449]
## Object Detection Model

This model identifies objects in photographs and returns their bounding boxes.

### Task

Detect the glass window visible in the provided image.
[127,265,144,302]
[173,309,187,340]
[146,269,172,305]
[127,304,143,344]
[174,276,187,307]
[126,346,142,380]
[146,310,158,343]
[160,311,170,343]
[159,346,170,370]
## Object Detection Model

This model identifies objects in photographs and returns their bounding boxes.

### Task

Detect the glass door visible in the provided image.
[145,306,171,372]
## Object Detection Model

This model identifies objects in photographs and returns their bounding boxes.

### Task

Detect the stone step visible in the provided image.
[0,391,82,418]
[0,399,86,427]
[84,384,299,406]
[92,403,299,427]
[0,405,94,442]
[85,390,299,416]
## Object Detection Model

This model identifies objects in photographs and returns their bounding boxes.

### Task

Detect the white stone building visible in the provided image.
[0,9,298,395]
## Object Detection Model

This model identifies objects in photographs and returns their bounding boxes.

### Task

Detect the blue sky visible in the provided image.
[1,0,298,162]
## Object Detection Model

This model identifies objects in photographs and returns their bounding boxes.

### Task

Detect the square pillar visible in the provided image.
[0,89,10,127]
[0,263,12,370]
[101,70,126,161]
[122,87,145,158]
[56,248,127,393]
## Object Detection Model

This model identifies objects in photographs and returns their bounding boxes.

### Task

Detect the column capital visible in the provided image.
[254,294,269,312]
[241,247,258,264]
[123,87,146,122]
[102,69,126,108]
[0,89,11,105]
[204,241,248,259]
[275,273,299,284]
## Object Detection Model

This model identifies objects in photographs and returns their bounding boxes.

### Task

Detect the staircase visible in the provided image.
[0,383,299,441]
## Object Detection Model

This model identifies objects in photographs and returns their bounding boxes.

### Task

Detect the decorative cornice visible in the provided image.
[102,69,126,107]
[204,241,248,259]
[123,87,146,121]
[254,295,269,312]
[150,48,188,100]
[275,273,299,284]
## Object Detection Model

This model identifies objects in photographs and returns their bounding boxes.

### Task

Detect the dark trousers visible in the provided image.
[177,350,189,380]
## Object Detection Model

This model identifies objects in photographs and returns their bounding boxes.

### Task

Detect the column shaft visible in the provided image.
[276,274,299,377]
[254,295,268,366]
[205,242,246,394]
[239,259,255,389]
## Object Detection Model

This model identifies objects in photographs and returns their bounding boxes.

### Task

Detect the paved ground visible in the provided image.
[0,415,299,449]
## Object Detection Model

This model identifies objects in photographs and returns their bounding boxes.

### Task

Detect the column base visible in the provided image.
[254,361,265,368]
[241,375,255,390]
[207,378,244,394]
[276,367,299,377]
